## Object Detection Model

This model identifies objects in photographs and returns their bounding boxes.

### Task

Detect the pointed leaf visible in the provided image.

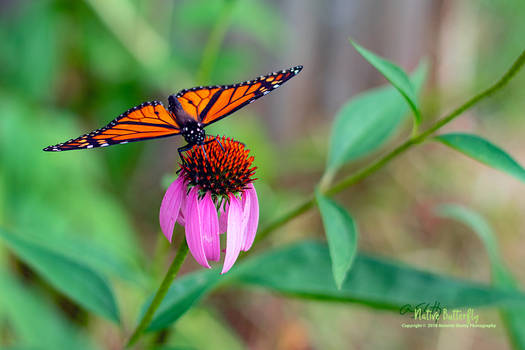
[435,204,525,349]
[351,39,421,125]
[0,228,120,323]
[435,133,525,183]
[435,205,500,266]
[140,241,525,331]
[315,190,358,289]
[326,60,427,174]
[237,241,525,309]
[146,270,222,331]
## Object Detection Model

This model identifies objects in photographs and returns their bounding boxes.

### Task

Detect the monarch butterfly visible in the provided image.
[44,65,303,158]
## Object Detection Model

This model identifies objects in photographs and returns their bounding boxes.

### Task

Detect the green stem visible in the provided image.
[196,0,238,85]
[417,50,525,140]
[127,2,239,345]
[256,49,525,243]
[126,239,189,348]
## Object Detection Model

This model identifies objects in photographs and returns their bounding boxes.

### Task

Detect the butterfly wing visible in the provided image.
[176,65,303,126]
[44,101,180,151]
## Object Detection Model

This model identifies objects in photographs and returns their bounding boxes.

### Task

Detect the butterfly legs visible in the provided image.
[177,136,225,164]
[177,143,194,164]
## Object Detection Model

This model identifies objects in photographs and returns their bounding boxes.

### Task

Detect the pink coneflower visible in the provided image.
[159,136,259,274]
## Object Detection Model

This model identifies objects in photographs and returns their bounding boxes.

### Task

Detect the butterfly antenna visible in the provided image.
[200,144,208,161]
[215,136,225,152]
[204,136,225,152]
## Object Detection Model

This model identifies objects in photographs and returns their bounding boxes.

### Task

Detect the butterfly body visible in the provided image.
[168,95,206,148]
[44,65,303,153]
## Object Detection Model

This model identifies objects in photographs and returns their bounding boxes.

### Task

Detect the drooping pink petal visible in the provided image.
[200,192,220,261]
[159,176,185,242]
[218,201,229,234]
[177,188,187,226]
[240,189,251,249]
[221,194,243,274]
[185,187,211,268]
[241,184,259,251]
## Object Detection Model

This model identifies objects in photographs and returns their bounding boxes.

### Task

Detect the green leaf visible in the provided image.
[315,190,358,289]
[326,60,427,175]
[0,95,148,286]
[14,203,149,288]
[435,133,525,183]
[435,204,525,349]
[142,233,525,332]
[434,205,501,267]
[146,270,222,331]
[237,241,525,309]
[350,39,421,125]
[140,241,525,331]
[501,285,525,350]
[0,270,97,350]
[0,228,120,323]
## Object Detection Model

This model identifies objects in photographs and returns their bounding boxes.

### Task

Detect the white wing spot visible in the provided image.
[87,145,94,149]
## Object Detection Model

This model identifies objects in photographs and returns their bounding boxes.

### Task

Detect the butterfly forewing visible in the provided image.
[44,65,302,152]
[176,65,303,126]
[44,101,180,151]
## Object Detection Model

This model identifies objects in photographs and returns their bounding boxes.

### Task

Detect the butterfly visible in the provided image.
[44,65,303,158]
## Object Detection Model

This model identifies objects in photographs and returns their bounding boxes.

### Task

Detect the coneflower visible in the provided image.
[159,136,259,274]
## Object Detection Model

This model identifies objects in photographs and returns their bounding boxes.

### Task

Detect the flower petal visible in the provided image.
[177,188,187,226]
[240,189,251,248]
[241,184,259,251]
[219,201,229,234]
[159,176,185,242]
[201,192,220,261]
[185,187,211,268]
[221,195,243,274]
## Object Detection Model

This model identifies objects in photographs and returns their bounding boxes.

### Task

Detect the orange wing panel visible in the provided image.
[174,65,303,126]
[44,101,180,151]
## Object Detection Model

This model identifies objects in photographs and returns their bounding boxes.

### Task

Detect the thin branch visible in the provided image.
[256,49,525,243]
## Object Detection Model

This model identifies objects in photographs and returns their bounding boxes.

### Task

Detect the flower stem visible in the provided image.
[256,48,525,243]
[126,239,189,348]
[127,3,238,344]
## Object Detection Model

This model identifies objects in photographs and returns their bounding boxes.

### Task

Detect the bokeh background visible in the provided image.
[1,0,525,349]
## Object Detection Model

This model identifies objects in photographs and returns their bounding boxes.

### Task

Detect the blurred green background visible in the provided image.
[1,0,525,349]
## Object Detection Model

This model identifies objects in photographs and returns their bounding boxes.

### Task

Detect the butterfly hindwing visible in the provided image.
[44,101,180,151]
[176,65,303,126]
